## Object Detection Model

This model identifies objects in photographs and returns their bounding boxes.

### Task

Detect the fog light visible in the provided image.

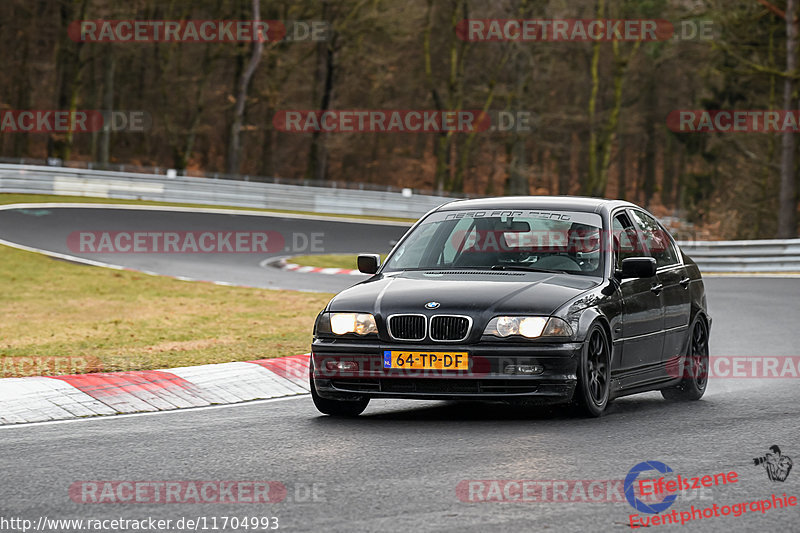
[504,364,544,375]
[325,361,359,372]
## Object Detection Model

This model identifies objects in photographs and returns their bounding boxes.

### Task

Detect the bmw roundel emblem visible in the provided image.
[425,301,440,309]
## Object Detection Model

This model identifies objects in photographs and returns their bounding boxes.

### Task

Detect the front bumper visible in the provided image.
[311,339,582,403]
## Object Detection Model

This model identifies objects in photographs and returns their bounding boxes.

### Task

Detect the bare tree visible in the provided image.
[778,0,798,238]
[227,0,264,175]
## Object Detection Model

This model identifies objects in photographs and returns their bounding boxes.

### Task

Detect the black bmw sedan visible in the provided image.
[310,196,711,417]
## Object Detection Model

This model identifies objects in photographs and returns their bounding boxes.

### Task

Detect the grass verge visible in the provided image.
[0,246,331,377]
[291,254,389,270]
[0,244,332,377]
[0,193,359,377]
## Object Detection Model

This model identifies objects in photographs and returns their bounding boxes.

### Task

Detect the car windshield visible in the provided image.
[383,209,604,276]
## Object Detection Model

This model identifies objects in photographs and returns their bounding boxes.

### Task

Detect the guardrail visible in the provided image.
[1,163,798,272]
[677,239,800,272]
[0,156,466,196]
[0,163,454,219]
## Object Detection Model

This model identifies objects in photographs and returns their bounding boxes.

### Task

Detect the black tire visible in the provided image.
[662,318,709,401]
[309,368,369,417]
[572,324,611,417]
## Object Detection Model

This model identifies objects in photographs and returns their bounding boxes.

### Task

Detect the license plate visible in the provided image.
[383,350,469,370]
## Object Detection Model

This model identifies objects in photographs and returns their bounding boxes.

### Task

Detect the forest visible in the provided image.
[0,0,798,239]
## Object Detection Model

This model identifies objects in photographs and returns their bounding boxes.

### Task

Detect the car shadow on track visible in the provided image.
[310,394,718,425]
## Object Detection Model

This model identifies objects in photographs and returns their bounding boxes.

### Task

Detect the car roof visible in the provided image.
[436,195,638,215]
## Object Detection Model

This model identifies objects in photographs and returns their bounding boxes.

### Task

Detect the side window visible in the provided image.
[612,213,642,268]
[629,210,679,268]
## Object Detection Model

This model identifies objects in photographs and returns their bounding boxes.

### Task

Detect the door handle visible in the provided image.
[650,283,664,295]
[680,277,691,289]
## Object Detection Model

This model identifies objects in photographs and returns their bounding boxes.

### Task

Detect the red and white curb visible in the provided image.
[0,354,310,425]
[283,262,362,275]
[271,258,364,276]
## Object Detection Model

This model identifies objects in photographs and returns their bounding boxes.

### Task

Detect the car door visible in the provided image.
[612,212,665,382]
[628,210,692,366]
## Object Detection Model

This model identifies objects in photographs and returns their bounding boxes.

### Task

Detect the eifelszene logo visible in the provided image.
[624,461,678,514]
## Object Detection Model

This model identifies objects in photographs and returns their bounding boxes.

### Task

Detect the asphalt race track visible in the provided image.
[0,204,411,293]
[1,205,799,532]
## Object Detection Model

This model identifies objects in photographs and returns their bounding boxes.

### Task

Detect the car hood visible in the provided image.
[329,270,600,317]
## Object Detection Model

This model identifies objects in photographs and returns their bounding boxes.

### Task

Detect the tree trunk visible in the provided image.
[12,31,31,158]
[557,140,573,196]
[49,0,89,161]
[675,149,686,212]
[585,0,604,196]
[260,104,276,177]
[778,0,798,238]
[585,0,639,197]
[504,134,528,195]
[662,133,675,209]
[423,0,470,192]
[635,139,646,204]
[306,16,336,182]
[642,78,657,209]
[99,46,115,165]
[617,138,627,200]
[227,0,263,175]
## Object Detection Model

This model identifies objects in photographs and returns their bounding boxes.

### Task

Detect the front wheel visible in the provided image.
[572,324,611,417]
[661,318,709,401]
[310,370,369,417]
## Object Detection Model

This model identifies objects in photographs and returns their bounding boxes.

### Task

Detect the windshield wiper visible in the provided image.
[489,264,563,274]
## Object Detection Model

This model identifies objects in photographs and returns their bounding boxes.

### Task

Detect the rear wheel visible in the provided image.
[573,324,611,417]
[661,318,709,401]
[309,364,369,417]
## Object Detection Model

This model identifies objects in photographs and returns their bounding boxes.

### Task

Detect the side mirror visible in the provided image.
[357,254,381,274]
[618,257,657,279]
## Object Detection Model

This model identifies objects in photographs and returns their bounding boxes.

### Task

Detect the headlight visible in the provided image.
[330,313,378,335]
[484,316,573,338]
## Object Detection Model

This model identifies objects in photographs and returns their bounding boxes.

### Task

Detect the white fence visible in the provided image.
[0,164,453,218]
